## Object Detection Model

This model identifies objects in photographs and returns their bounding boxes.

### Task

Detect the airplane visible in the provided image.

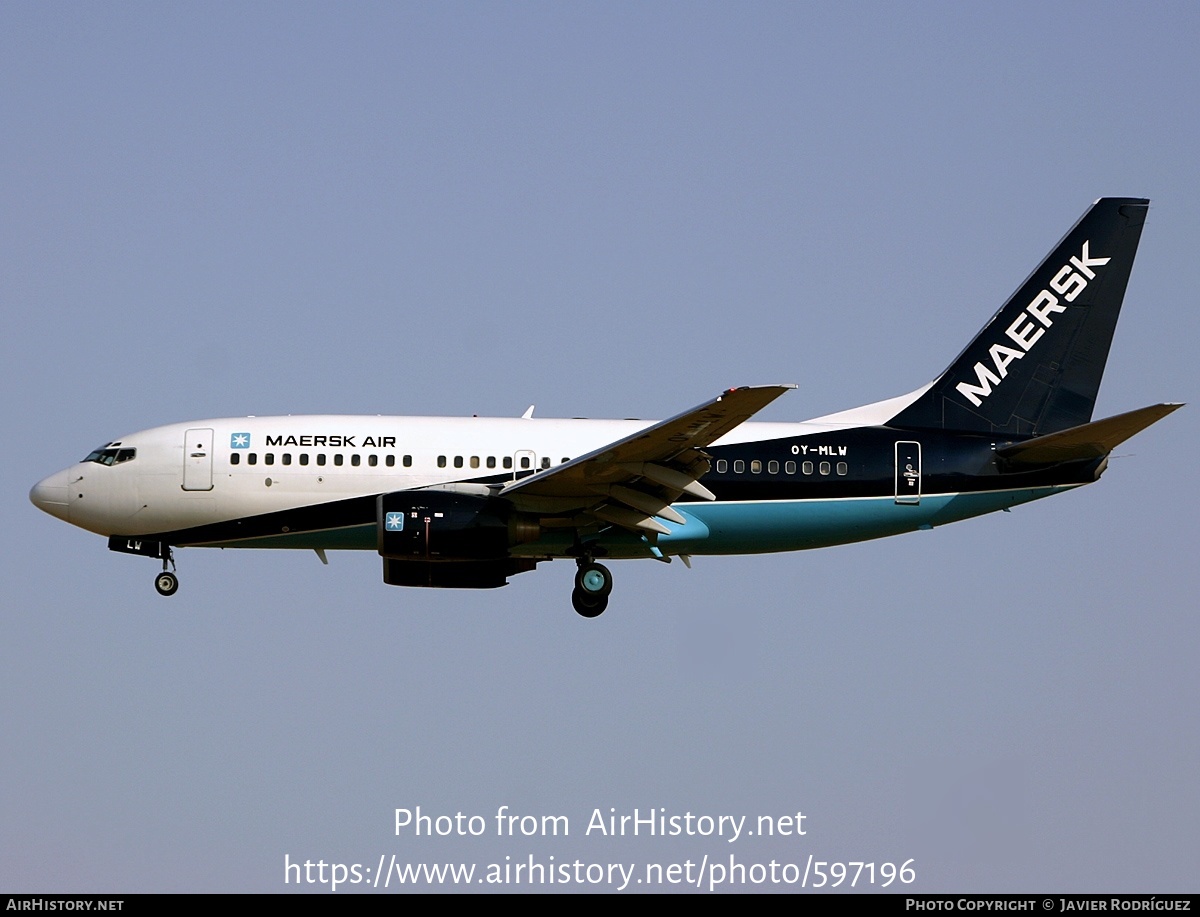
[30,197,1181,617]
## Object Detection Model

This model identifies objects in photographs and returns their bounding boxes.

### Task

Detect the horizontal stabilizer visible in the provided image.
[997,403,1183,466]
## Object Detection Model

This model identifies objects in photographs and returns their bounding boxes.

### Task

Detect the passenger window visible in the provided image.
[837,462,848,475]
[454,456,464,469]
[317,454,326,466]
[820,462,831,475]
[248,453,258,466]
[282,453,292,466]
[230,453,240,466]
[785,461,796,474]
[768,460,779,474]
[403,455,412,467]
[716,459,727,473]
[351,454,361,467]
[470,456,480,469]
[541,457,551,469]
[520,456,531,469]
[334,454,344,467]
[265,453,275,466]
[385,455,395,467]
[437,456,446,468]
[503,456,513,470]
[367,455,377,467]
[802,461,813,474]
[299,454,309,466]
[733,460,745,473]
[750,460,762,473]
[486,456,496,469]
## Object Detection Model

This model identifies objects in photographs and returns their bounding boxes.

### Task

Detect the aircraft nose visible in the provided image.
[30,469,70,522]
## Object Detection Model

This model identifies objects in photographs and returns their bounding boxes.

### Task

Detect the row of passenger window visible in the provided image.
[229,452,573,472]
[436,455,568,470]
[230,453,412,468]
[716,459,849,476]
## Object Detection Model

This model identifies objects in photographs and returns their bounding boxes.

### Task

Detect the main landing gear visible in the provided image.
[571,560,612,618]
[154,547,179,597]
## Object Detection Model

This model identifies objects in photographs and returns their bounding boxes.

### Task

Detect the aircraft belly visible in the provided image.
[117,482,1075,558]
[203,524,377,550]
[665,487,1067,554]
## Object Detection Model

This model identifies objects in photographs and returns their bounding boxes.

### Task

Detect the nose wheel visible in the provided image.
[153,547,178,597]
[155,570,179,596]
[571,561,612,617]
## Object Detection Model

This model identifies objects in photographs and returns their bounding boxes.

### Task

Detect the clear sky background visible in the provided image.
[3,2,1197,893]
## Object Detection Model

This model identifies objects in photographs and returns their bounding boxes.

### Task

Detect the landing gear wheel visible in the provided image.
[572,588,608,618]
[574,562,613,598]
[155,571,179,597]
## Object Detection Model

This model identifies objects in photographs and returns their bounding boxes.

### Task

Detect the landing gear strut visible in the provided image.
[154,547,178,597]
[571,560,612,618]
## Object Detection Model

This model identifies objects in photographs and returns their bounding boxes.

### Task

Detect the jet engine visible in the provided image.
[376,490,539,589]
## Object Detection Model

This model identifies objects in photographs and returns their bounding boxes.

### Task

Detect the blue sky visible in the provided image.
[3,2,1197,892]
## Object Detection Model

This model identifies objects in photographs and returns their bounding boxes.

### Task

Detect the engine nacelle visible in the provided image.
[382,557,538,589]
[377,490,536,561]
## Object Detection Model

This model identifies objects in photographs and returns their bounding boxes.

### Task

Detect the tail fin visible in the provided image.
[889,197,1149,436]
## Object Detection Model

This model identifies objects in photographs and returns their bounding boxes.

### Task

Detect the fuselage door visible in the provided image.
[182,428,215,492]
[894,441,921,505]
[512,450,536,481]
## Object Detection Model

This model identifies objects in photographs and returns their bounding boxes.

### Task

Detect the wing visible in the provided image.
[500,385,795,535]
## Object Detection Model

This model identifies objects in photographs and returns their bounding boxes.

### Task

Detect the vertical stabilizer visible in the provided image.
[889,198,1149,436]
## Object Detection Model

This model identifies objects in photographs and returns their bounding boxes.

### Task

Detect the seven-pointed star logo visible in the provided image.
[385,513,404,531]
[230,433,250,449]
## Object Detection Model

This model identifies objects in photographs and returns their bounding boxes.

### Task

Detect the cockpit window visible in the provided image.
[83,447,136,466]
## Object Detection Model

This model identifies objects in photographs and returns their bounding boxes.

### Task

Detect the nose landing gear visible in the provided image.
[107,537,180,596]
[571,560,612,618]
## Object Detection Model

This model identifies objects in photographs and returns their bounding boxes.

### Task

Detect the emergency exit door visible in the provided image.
[894,441,921,505]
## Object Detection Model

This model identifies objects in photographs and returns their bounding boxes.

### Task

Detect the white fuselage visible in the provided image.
[33,413,820,541]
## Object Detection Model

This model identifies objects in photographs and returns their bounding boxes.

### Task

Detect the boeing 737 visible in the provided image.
[30,198,1180,616]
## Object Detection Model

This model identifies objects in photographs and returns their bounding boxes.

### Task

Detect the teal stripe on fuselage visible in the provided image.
[661,485,1076,554]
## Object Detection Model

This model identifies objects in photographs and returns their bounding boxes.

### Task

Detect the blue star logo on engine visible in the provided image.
[230,433,250,449]
[385,513,404,531]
